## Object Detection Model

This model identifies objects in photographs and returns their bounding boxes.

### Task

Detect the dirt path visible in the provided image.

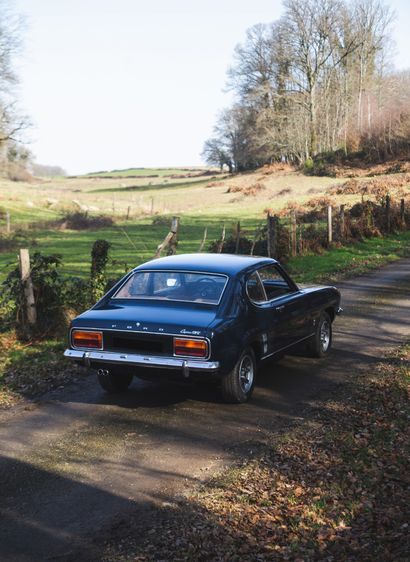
[0,259,409,562]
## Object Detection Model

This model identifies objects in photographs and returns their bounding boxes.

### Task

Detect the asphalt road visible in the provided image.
[0,258,409,561]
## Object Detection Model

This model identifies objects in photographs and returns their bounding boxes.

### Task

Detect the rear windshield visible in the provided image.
[113,270,228,305]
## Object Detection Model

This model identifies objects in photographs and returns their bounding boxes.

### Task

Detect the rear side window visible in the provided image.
[258,265,292,300]
[246,273,266,303]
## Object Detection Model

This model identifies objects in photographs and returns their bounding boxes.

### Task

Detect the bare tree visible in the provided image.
[352,0,393,134]
[0,1,28,169]
[204,0,408,169]
[202,138,232,172]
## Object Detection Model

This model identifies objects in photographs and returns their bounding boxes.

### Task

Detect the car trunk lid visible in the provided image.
[74,302,216,338]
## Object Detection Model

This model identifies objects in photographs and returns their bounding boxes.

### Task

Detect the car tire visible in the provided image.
[307,312,332,358]
[221,348,256,404]
[96,369,133,393]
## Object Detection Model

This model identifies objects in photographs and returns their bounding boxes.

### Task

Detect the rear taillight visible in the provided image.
[72,330,103,349]
[174,338,208,358]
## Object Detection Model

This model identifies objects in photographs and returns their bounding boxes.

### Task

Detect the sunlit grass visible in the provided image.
[287,231,410,283]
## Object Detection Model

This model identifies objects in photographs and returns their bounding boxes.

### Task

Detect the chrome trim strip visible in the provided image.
[260,333,315,360]
[336,306,343,315]
[63,349,220,372]
[69,327,212,360]
[245,271,267,305]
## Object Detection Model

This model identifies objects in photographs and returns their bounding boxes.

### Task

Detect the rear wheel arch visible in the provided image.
[249,339,263,363]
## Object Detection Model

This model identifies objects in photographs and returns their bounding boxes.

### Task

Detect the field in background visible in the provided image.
[0,166,341,222]
[0,164,409,281]
[83,167,211,178]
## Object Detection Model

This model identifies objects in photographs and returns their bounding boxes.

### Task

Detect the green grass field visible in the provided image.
[0,215,259,279]
[0,165,409,282]
[1,213,409,285]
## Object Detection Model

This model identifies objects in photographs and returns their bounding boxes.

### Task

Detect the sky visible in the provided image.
[12,0,410,175]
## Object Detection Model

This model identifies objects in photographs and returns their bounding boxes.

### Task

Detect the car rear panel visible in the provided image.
[102,330,174,356]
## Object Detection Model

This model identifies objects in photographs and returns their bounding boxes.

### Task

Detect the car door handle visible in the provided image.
[275,305,285,311]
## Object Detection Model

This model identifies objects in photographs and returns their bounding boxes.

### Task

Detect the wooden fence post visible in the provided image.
[339,204,345,240]
[290,212,297,257]
[6,211,10,234]
[266,213,278,258]
[327,205,333,245]
[298,223,303,254]
[386,194,391,233]
[234,221,241,254]
[250,224,261,256]
[154,216,179,258]
[18,249,37,330]
[400,198,405,227]
[126,206,131,220]
[167,216,179,255]
[150,196,155,215]
[198,227,207,252]
[216,224,225,253]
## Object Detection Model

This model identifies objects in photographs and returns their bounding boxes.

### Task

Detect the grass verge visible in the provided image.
[0,332,86,407]
[287,230,410,283]
[102,343,410,562]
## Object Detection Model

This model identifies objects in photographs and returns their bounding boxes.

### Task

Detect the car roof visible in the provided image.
[134,253,276,276]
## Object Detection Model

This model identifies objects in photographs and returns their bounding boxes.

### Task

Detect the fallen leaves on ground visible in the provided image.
[103,344,410,562]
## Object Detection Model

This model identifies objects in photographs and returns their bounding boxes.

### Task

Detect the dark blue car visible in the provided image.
[64,254,342,403]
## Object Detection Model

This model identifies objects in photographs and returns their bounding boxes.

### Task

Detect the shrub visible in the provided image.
[0,231,37,253]
[208,221,291,261]
[303,158,314,174]
[152,215,172,226]
[90,239,111,302]
[60,211,114,230]
[7,162,33,182]
[62,277,91,313]
[208,235,253,255]
[0,251,96,339]
[303,155,336,177]
[227,182,266,196]
[297,224,328,253]
[277,188,292,196]
[0,252,67,339]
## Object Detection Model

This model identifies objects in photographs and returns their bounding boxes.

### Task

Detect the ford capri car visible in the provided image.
[64,254,342,403]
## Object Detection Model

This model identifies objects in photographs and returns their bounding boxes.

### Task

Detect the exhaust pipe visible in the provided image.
[182,360,189,378]
[97,368,110,377]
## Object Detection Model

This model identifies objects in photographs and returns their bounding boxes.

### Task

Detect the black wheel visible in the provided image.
[96,369,133,393]
[221,348,256,404]
[307,312,332,358]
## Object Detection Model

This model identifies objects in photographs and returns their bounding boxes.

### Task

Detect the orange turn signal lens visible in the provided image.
[72,330,103,349]
[174,338,208,358]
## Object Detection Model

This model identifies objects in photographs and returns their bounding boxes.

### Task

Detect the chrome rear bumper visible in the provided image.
[64,349,220,373]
